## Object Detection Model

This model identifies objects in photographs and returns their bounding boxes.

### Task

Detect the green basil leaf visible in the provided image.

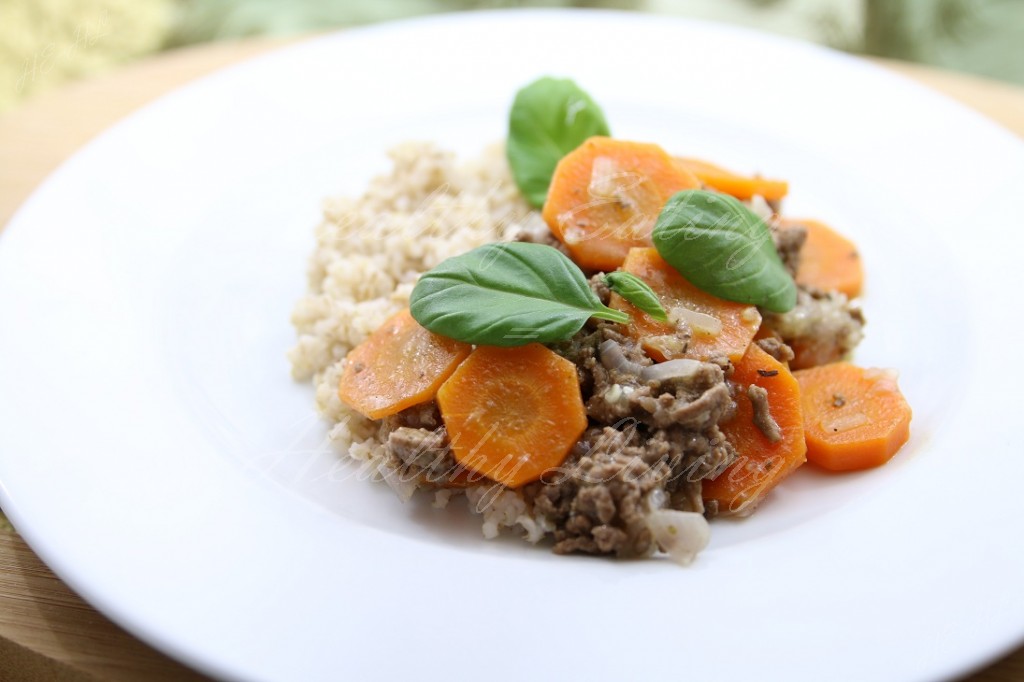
[507,77,610,208]
[410,242,629,346]
[603,271,668,322]
[651,190,797,313]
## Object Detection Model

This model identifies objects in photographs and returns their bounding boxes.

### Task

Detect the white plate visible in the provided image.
[2,10,1023,682]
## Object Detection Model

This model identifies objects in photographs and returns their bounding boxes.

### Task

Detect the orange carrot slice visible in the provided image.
[674,157,789,202]
[436,343,587,488]
[675,156,786,201]
[702,343,807,515]
[338,309,471,420]
[542,137,700,271]
[789,218,864,298]
[610,247,761,363]
[793,363,911,471]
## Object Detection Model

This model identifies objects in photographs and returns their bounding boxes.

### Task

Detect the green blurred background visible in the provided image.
[2,0,1023,114]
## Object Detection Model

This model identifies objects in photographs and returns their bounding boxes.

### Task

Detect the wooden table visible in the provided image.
[2,36,1023,682]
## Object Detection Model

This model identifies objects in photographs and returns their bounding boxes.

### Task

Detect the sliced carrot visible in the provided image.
[702,343,807,515]
[338,309,471,420]
[610,247,761,363]
[436,343,587,488]
[674,157,788,202]
[788,218,864,298]
[542,137,700,271]
[793,363,911,471]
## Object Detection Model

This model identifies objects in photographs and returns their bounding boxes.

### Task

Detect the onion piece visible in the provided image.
[640,358,705,383]
[670,306,722,336]
[645,509,710,566]
[599,339,645,376]
[644,335,686,359]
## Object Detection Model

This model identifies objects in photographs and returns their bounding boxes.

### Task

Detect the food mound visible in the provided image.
[289,78,912,564]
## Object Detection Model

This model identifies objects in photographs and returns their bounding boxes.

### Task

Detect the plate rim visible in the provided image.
[2,8,1024,682]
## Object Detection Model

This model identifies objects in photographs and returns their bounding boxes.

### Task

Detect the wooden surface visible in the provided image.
[2,36,1024,682]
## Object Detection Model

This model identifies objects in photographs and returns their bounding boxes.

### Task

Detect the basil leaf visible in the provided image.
[410,242,629,346]
[604,271,668,322]
[651,190,797,313]
[507,77,610,208]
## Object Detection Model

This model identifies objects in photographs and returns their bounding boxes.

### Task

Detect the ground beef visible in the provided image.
[525,424,735,557]
[747,384,782,443]
[529,328,739,558]
[762,287,865,369]
[525,427,671,556]
[586,337,734,430]
[550,324,651,402]
[666,425,737,482]
[378,403,465,487]
[387,426,447,468]
[553,325,734,432]
[588,273,611,306]
[591,379,734,431]
[755,335,796,364]
[773,221,808,277]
